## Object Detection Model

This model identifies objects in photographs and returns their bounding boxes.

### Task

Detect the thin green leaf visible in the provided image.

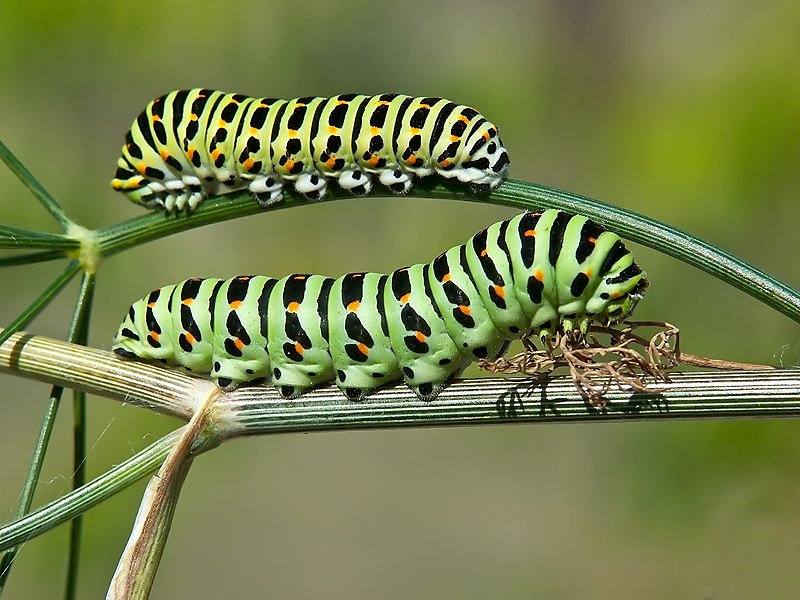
[0,260,81,347]
[0,273,95,595]
[0,430,183,553]
[0,139,74,230]
[0,225,79,250]
[0,249,68,268]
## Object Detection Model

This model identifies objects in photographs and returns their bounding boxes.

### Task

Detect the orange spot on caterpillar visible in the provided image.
[328,125,339,134]
[482,131,491,140]
[458,115,469,123]
[347,301,360,312]
[400,293,411,304]
[137,164,148,175]
[493,285,505,298]
[419,104,431,109]
[149,331,159,341]
[405,154,417,165]
[294,341,305,355]
[182,298,193,306]
[250,127,259,135]
[218,118,227,127]
[480,248,488,257]
[585,269,593,277]
[326,157,337,168]
[229,300,242,310]
[534,269,544,282]
[288,129,298,137]
[147,301,156,308]
[588,236,597,244]
[410,127,421,135]
[151,115,161,122]
[415,331,426,343]
[442,273,452,283]
[187,148,196,159]
[159,149,170,160]
[370,126,379,136]
[439,159,452,168]
[524,229,536,237]
[234,338,245,351]
[458,305,471,316]
[352,273,364,278]
[287,301,300,312]
[294,275,307,280]
[377,100,389,106]
[284,159,295,171]
[368,155,380,166]
[190,113,198,121]
[243,158,254,170]
[449,135,460,142]
[357,343,369,355]
[211,149,221,160]
[184,332,196,345]
[610,291,622,299]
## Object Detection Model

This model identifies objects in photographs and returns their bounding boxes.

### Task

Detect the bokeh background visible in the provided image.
[2,1,800,597]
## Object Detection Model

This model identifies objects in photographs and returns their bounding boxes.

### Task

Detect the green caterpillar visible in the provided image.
[113,210,647,401]
[111,89,510,213]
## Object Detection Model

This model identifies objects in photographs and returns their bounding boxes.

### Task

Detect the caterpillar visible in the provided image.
[111,89,510,213]
[112,210,647,401]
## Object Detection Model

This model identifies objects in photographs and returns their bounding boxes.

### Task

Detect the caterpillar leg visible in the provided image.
[249,176,284,207]
[379,168,414,194]
[294,172,328,200]
[337,169,373,196]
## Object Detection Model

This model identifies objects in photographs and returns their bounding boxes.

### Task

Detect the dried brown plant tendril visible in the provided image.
[477,321,774,406]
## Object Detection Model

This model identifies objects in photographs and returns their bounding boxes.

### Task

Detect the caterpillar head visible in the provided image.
[456,122,510,191]
[589,266,649,327]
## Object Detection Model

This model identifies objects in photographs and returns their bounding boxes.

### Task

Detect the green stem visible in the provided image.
[0,139,75,230]
[95,178,800,323]
[0,260,81,347]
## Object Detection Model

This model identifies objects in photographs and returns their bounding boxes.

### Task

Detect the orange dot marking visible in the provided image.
[288,129,298,137]
[182,298,193,306]
[187,148,196,159]
[137,164,148,175]
[368,155,380,166]
[294,341,305,355]
[493,285,505,298]
[411,127,421,135]
[149,331,159,341]
[152,115,161,122]
[480,248,488,257]
[415,331,427,343]
[524,229,536,237]
[357,343,369,355]
[347,300,360,312]
[218,118,227,128]
[147,301,156,308]
[610,291,621,299]
[458,115,469,123]
[211,149,221,160]
[294,275,307,280]
[483,131,490,140]
[234,338,245,351]
[458,305,471,316]
[439,159,452,168]
[370,126,379,136]
[449,135,459,142]
[326,157,337,168]
[284,159,295,171]
[400,293,411,304]
[585,269,593,277]
[588,236,597,244]
[190,114,198,121]
[243,158,254,170]
[229,300,242,310]
[328,125,339,134]
[287,301,300,312]
[442,273,452,283]
[159,149,170,160]
[534,269,544,282]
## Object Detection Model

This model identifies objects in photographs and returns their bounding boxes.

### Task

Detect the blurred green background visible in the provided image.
[2,0,800,597]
